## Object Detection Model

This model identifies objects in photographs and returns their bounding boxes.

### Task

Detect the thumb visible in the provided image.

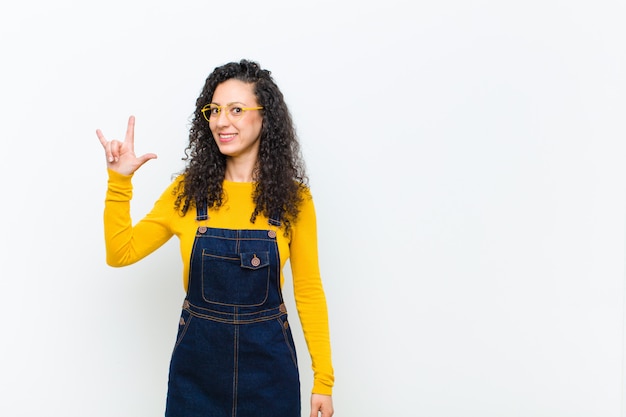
[136,153,158,168]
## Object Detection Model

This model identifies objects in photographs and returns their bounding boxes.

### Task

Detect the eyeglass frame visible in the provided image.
[200,102,264,123]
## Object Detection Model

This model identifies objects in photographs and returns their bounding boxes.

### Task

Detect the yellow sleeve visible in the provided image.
[289,191,335,395]
[103,169,178,267]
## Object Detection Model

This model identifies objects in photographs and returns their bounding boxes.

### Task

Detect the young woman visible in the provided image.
[96,59,334,417]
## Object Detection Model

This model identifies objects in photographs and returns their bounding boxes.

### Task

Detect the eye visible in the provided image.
[229,106,243,116]
[210,105,221,115]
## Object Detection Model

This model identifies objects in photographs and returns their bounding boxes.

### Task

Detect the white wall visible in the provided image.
[1,1,624,416]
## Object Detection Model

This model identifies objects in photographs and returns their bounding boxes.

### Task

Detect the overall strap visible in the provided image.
[268,214,281,227]
[196,199,208,222]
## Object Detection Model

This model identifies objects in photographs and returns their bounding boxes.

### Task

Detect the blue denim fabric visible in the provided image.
[165,205,300,417]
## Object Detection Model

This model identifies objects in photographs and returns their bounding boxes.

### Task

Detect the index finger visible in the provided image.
[124,115,136,146]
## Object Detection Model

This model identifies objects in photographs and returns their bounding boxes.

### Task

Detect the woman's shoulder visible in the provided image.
[297,182,313,201]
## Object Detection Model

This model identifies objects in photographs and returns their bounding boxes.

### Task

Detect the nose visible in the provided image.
[215,109,230,126]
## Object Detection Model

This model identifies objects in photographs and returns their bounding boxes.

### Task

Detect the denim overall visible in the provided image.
[164,202,301,417]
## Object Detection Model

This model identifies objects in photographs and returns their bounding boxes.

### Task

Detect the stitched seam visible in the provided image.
[172,314,192,352]
[232,324,239,417]
[187,310,285,324]
[186,301,280,317]
[278,318,298,369]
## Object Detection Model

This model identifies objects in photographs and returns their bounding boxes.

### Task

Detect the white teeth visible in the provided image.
[220,134,236,139]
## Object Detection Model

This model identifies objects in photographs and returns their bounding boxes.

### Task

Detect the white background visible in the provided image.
[1,1,625,416]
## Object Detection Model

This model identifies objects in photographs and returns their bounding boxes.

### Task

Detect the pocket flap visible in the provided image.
[240,251,270,270]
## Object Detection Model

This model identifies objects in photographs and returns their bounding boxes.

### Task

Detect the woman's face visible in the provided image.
[208,79,263,162]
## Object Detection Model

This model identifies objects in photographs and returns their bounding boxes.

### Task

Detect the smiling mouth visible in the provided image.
[218,133,237,142]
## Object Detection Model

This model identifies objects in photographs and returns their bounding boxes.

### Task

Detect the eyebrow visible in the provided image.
[210,101,248,106]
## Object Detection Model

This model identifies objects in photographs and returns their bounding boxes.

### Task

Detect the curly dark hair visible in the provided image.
[173,59,308,233]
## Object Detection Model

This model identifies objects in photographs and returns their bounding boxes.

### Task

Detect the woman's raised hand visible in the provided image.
[96,115,157,175]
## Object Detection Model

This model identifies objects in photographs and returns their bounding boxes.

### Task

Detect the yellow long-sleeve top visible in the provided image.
[104,169,334,395]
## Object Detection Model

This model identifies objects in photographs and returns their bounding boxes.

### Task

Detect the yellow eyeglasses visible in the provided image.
[201,103,264,123]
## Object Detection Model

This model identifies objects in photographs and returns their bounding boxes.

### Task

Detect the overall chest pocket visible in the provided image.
[201,250,271,306]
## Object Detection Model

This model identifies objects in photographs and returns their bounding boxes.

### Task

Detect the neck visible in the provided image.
[224,158,256,183]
